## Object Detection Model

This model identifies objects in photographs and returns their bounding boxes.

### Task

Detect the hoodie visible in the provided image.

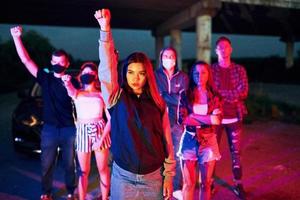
[155,65,188,127]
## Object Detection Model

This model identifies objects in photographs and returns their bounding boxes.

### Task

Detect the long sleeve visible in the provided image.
[98,30,120,108]
[11,34,38,77]
[162,109,176,180]
[161,92,180,106]
[177,90,189,125]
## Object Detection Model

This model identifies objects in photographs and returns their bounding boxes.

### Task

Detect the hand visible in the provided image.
[92,133,111,150]
[210,115,221,125]
[101,133,111,149]
[94,9,111,31]
[61,74,71,84]
[212,108,221,115]
[163,177,173,200]
[10,26,22,38]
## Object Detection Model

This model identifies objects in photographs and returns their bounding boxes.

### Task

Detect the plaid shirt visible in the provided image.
[211,62,248,120]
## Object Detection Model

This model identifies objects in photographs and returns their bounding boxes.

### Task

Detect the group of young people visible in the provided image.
[10,8,248,200]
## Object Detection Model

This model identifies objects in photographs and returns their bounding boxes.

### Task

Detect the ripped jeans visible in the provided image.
[216,121,243,181]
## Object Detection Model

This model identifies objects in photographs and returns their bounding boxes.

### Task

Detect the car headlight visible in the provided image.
[21,115,40,127]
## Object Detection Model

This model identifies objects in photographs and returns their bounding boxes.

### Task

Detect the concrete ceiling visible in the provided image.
[1,0,300,40]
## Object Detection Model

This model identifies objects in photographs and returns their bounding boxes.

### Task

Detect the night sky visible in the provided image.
[1,24,300,61]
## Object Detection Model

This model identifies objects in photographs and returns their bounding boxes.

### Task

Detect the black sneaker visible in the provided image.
[233,184,246,200]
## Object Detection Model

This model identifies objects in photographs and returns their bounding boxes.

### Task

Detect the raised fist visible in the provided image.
[61,74,72,83]
[94,9,111,31]
[212,108,221,115]
[10,26,22,38]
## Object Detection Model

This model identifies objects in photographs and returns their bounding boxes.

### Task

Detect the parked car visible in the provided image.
[12,82,43,154]
[12,69,79,154]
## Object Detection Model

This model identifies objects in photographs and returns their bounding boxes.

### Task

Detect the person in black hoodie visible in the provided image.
[155,47,189,199]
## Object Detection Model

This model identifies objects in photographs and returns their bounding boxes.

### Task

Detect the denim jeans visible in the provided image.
[171,124,184,191]
[110,162,163,200]
[216,121,243,180]
[41,124,76,195]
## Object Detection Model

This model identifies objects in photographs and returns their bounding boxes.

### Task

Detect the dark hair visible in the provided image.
[78,62,100,91]
[187,60,219,103]
[80,62,98,72]
[122,52,165,112]
[158,47,178,69]
[216,36,231,46]
[52,49,70,61]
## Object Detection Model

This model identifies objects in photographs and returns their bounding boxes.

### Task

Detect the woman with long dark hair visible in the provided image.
[155,47,189,199]
[62,62,111,200]
[95,9,175,200]
[177,61,223,200]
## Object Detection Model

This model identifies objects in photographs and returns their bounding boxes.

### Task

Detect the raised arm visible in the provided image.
[61,74,77,98]
[10,26,38,77]
[95,9,119,108]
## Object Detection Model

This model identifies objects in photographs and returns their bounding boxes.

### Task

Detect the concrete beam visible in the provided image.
[153,0,221,37]
[286,41,294,68]
[221,0,300,9]
[196,15,212,64]
[155,36,164,68]
[170,29,183,70]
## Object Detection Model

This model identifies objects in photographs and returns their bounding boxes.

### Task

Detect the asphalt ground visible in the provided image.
[1,91,300,200]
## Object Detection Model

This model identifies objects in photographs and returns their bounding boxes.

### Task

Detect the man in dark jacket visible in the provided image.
[155,47,189,199]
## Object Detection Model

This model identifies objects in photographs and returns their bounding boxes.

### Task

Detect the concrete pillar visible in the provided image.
[170,29,182,70]
[155,36,164,68]
[286,41,294,69]
[196,15,212,64]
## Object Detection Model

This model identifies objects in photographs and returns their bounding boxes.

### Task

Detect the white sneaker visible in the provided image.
[173,190,183,200]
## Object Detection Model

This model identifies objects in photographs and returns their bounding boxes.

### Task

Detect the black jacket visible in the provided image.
[155,67,188,127]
